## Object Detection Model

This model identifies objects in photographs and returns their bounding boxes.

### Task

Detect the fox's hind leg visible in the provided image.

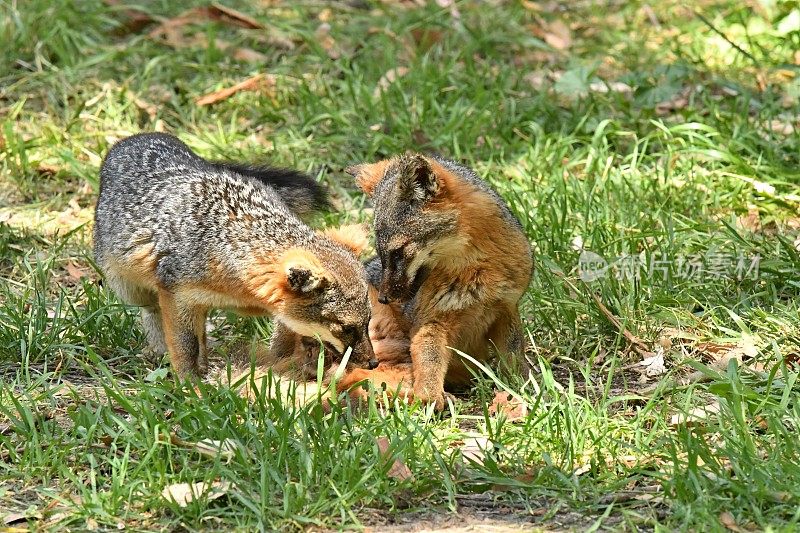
[158,288,208,378]
[103,268,168,356]
[487,309,529,377]
[141,306,168,355]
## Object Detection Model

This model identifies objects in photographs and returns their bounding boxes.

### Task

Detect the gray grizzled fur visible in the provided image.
[94,132,375,377]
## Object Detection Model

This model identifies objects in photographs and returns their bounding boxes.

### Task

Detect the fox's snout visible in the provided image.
[354,334,378,369]
[377,270,408,304]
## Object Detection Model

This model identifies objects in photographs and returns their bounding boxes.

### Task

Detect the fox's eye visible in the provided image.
[389,247,405,269]
[342,325,359,340]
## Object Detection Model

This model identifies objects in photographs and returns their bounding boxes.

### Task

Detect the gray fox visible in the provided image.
[93,132,377,378]
[346,153,533,409]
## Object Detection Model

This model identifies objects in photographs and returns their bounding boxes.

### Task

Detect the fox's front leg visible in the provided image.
[158,288,208,378]
[409,322,452,410]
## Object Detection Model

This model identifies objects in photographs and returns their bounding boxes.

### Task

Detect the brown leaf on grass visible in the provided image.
[376,437,414,481]
[103,0,155,35]
[696,337,758,363]
[232,47,268,63]
[655,90,690,115]
[195,73,274,106]
[36,163,63,177]
[248,30,297,51]
[488,390,528,420]
[315,23,341,59]
[373,67,409,98]
[410,28,443,51]
[3,511,40,526]
[529,18,571,50]
[207,3,263,29]
[65,261,91,283]
[767,119,796,135]
[148,3,262,47]
[543,19,571,50]
[132,96,157,119]
[161,481,232,507]
[170,433,238,461]
[521,0,541,11]
[720,511,745,532]
[435,0,461,20]
[736,208,761,233]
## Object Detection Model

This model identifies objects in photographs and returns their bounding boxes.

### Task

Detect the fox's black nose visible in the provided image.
[377,293,390,305]
[368,359,379,370]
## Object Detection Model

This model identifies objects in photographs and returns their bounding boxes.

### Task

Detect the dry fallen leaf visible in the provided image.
[149,4,263,48]
[435,0,461,19]
[410,28,443,51]
[588,81,633,94]
[459,436,491,465]
[640,347,666,378]
[170,433,238,461]
[65,261,90,283]
[720,511,745,532]
[656,90,690,115]
[3,511,39,526]
[488,390,528,420]
[315,23,341,60]
[103,0,155,34]
[670,401,720,428]
[207,3,263,29]
[524,71,549,90]
[543,19,571,50]
[521,0,541,10]
[161,481,232,507]
[737,208,761,232]
[373,67,409,98]
[195,73,274,106]
[232,47,268,63]
[376,437,414,481]
[767,119,795,135]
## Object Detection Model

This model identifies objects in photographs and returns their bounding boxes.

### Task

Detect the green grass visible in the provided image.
[2,0,800,530]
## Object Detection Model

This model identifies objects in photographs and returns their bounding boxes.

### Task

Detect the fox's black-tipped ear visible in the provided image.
[400,154,439,203]
[286,266,326,293]
[281,249,329,294]
[346,160,390,196]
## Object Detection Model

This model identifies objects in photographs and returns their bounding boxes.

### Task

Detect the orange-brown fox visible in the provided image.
[346,153,533,409]
[93,133,377,378]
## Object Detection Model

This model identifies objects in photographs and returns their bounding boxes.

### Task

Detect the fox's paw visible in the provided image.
[411,387,455,412]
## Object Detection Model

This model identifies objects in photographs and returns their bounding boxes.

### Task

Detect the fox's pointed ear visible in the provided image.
[321,223,370,257]
[346,160,390,196]
[400,154,440,203]
[281,249,329,294]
